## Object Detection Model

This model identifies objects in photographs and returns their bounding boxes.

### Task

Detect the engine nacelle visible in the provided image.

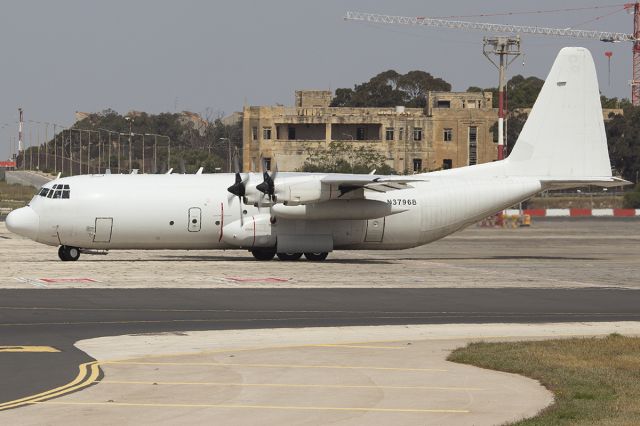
[271,199,404,220]
[221,214,275,248]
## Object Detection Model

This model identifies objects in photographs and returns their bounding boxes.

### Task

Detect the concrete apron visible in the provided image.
[2,322,639,426]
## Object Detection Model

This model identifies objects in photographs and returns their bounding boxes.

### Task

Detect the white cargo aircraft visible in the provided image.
[6,48,629,261]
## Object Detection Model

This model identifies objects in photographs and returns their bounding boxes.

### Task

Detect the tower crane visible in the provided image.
[345,4,640,159]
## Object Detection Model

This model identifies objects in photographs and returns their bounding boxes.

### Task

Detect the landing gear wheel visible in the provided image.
[251,247,277,261]
[303,252,328,261]
[58,245,80,261]
[276,252,303,261]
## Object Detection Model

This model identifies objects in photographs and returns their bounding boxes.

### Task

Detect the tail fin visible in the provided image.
[506,47,613,181]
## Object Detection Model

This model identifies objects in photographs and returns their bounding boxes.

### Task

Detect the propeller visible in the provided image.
[256,158,278,204]
[227,154,248,224]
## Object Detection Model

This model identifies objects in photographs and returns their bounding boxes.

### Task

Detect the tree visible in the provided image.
[330,70,451,108]
[623,184,640,208]
[606,105,640,183]
[398,70,451,107]
[298,141,395,174]
[37,109,242,175]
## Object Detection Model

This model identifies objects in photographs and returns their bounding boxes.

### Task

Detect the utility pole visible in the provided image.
[483,36,521,160]
[53,124,57,174]
[37,126,40,170]
[125,117,134,172]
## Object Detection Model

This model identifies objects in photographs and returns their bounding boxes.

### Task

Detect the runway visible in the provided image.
[2,287,640,408]
[1,219,639,423]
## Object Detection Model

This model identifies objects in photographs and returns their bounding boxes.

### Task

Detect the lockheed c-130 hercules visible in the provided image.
[6,48,630,261]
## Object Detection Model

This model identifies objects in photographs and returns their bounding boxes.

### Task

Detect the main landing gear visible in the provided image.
[250,249,329,261]
[58,245,80,261]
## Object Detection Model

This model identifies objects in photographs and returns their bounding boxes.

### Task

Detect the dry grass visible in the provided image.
[448,334,640,425]
[0,181,36,209]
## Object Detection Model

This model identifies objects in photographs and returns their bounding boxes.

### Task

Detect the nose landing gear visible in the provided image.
[58,245,80,261]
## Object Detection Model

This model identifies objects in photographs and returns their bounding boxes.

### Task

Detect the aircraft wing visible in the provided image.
[320,174,424,194]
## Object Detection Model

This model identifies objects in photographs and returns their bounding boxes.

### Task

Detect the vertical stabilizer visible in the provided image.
[506,47,612,178]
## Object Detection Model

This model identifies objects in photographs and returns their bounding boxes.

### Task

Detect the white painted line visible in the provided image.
[544,209,570,217]
[592,209,614,217]
[14,277,47,288]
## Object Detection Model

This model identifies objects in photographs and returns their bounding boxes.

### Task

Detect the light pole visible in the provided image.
[82,129,100,174]
[145,133,171,173]
[125,117,134,172]
[219,137,231,172]
[99,128,122,173]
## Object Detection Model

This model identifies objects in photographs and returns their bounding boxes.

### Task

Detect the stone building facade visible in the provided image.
[243,90,499,173]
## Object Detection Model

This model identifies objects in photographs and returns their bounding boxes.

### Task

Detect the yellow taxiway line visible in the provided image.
[0,346,60,353]
[36,400,470,413]
[98,379,485,391]
[0,361,100,411]
[102,361,448,372]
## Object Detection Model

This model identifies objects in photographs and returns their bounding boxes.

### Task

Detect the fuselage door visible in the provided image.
[93,217,113,243]
[188,207,202,232]
[364,217,385,242]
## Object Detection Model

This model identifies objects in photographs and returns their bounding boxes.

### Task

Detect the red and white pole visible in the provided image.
[631,2,640,106]
[497,51,506,160]
[18,108,24,153]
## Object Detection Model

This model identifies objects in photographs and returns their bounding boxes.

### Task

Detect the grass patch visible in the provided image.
[0,181,36,208]
[448,334,640,425]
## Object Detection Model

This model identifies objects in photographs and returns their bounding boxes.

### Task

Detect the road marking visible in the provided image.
[14,277,47,288]
[39,278,98,284]
[97,380,484,391]
[0,361,100,411]
[102,361,447,372]
[36,400,469,413]
[225,277,290,283]
[312,344,404,350]
[0,346,59,353]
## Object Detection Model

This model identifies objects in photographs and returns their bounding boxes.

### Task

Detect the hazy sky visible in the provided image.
[1,0,635,160]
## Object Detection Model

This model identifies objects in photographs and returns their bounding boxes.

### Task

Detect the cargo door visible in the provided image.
[93,217,113,243]
[188,207,202,232]
[364,217,385,242]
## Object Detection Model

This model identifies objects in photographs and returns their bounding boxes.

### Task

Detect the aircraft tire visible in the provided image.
[58,245,80,261]
[303,252,328,261]
[276,252,303,261]
[58,245,68,261]
[251,248,277,261]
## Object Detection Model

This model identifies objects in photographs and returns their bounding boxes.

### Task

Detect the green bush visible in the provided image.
[623,184,640,208]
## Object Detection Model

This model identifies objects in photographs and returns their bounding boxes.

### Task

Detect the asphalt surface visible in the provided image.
[2,287,640,407]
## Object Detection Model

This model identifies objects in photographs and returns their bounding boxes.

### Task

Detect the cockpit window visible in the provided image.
[39,184,71,200]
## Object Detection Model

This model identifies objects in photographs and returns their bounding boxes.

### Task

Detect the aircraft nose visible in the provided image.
[6,207,40,240]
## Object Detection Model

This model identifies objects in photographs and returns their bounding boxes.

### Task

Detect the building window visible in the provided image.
[263,127,272,140]
[356,127,366,140]
[436,100,451,108]
[385,127,394,141]
[443,159,453,169]
[264,157,271,171]
[288,127,296,140]
[399,127,404,140]
[443,128,453,142]
[251,127,258,141]
[413,127,422,141]
[412,158,422,173]
[468,126,478,166]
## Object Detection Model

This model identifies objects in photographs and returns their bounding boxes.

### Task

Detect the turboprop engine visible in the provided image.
[221,214,275,249]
